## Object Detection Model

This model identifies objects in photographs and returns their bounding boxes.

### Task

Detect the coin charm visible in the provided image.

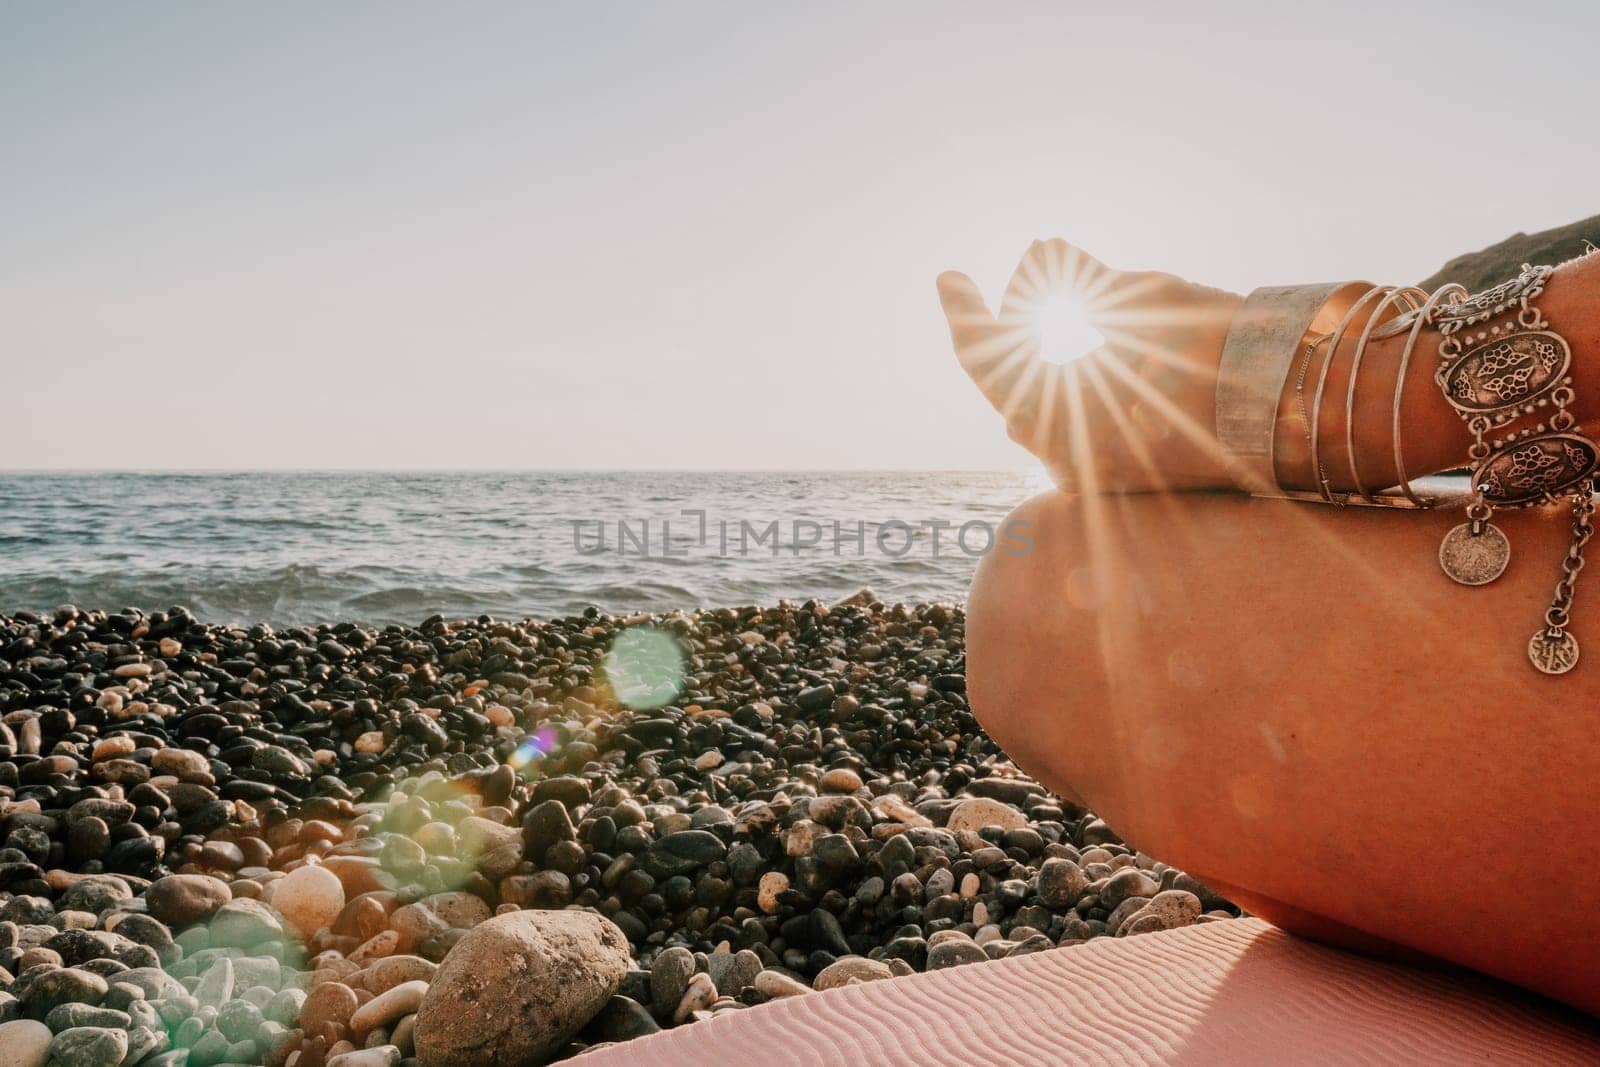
[1528,629,1580,674]
[1438,522,1510,585]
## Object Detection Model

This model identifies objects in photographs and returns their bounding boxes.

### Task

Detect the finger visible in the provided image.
[938,272,1040,412]
[936,271,995,360]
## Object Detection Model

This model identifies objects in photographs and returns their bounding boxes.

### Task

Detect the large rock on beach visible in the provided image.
[413,910,632,1066]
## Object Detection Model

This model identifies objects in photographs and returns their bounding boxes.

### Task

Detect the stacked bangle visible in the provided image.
[1215,257,1600,674]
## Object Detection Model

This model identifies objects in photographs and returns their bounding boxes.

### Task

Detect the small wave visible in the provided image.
[0,472,1010,624]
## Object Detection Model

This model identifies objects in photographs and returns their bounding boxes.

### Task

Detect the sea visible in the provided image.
[0,471,1049,627]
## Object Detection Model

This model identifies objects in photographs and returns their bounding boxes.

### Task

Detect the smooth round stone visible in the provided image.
[348,930,401,964]
[90,737,135,762]
[187,1029,229,1065]
[812,956,893,991]
[273,864,346,939]
[0,1018,52,1067]
[413,910,630,1066]
[756,872,788,916]
[43,1003,131,1032]
[1121,889,1203,936]
[925,938,989,970]
[349,980,427,1036]
[150,748,210,782]
[122,1026,167,1064]
[671,972,716,1024]
[264,987,306,1026]
[417,892,491,931]
[380,836,426,879]
[704,950,761,996]
[649,946,695,1016]
[45,1026,128,1067]
[1100,868,1160,911]
[364,955,436,994]
[1036,857,1088,909]
[216,999,264,1043]
[946,797,1028,833]
[207,898,282,948]
[388,903,447,950]
[819,768,863,794]
[300,981,359,1035]
[752,970,810,998]
[144,875,231,929]
[327,1047,401,1067]
[19,968,107,1017]
[456,817,522,879]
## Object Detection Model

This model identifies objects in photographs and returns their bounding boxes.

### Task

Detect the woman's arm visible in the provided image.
[938,242,1600,498]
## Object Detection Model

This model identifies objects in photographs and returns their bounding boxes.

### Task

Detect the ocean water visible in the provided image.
[0,471,1049,626]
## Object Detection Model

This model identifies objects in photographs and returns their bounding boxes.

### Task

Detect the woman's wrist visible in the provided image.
[1262,253,1599,497]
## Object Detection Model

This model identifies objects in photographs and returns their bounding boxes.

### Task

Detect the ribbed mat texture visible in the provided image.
[579,918,1600,1065]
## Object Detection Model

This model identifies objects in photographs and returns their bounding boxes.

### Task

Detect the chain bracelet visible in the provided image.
[1430,263,1600,673]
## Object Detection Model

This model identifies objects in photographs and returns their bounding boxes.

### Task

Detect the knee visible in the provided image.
[965,491,1095,790]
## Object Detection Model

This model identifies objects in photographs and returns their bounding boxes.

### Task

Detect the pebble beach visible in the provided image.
[0,595,1237,1067]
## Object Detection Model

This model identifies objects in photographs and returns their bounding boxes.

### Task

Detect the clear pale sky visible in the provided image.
[6,2,1600,470]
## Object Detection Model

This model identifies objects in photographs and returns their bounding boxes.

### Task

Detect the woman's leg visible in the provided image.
[966,489,1600,1014]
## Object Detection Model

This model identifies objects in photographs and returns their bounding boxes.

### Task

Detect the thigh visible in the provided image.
[966,489,1600,1014]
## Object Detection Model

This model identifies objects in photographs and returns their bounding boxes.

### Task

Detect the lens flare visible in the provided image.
[603,627,684,710]
[1031,287,1103,365]
[508,726,559,772]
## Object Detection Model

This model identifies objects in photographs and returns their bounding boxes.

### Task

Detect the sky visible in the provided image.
[5,1,1600,471]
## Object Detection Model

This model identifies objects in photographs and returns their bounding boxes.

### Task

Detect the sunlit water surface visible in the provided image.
[0,471,1047,626]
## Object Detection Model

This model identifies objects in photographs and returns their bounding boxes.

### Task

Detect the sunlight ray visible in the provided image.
[1093,354,1419,604]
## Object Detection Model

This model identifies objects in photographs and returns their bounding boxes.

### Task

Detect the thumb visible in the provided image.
[937,270,1004,372]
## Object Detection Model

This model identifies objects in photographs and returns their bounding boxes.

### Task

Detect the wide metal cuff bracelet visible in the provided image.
[1215,281,1370,495]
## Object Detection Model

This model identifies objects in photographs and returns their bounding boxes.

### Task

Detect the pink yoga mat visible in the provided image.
[581,918,1600,1065]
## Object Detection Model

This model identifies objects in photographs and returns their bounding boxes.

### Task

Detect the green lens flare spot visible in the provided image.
[604,627,684,710]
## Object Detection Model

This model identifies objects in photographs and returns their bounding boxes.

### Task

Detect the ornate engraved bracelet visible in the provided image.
[1216,259,1600,673]
[1430,263,1599,673]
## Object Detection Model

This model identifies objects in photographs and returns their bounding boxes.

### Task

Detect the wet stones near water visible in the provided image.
[0,599,1238,1064]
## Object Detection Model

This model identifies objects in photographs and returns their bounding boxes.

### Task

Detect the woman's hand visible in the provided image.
[938,239,1242,493]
